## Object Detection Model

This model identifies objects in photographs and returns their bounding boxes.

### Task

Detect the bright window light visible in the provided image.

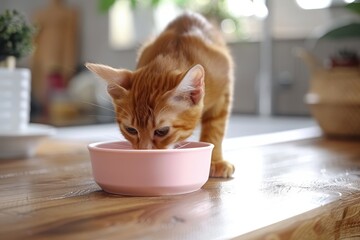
[226,0,268,18]
[221,19,237,34]
[295,0,332,9]
[153,2,182,33]
[227,0,254,17]
[253,0,268,19]
[109,0,135,49]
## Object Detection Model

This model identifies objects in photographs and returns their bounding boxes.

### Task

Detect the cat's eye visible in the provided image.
[154,127,170,137]
[125,126,138,135]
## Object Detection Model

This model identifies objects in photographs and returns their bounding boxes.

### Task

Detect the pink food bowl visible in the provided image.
[88,141,214,196]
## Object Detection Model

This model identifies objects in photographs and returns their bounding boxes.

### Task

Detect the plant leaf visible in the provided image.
[320,23,360,39]
[98,0,117,13]
[130,0,138,9]
[151,0,161,7]
[345,2,360,16]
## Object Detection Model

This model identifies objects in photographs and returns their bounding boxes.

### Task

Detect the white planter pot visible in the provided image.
[0,68,31,133]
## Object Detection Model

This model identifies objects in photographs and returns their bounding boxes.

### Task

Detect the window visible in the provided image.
[109,0,268,49]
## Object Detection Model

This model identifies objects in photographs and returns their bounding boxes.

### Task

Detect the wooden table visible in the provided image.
[1,135,360,239]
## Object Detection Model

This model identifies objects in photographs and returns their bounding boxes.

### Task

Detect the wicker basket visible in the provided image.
[309,103,360,137]
[299,49,360,138]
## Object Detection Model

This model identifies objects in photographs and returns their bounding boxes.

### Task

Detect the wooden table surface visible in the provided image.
[1,135,360,240]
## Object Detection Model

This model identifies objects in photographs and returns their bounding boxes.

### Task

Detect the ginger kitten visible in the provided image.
[86,12,234,178]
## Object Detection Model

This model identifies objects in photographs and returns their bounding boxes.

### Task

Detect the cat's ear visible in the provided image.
[85,63,132,99]
[173,64,205,105]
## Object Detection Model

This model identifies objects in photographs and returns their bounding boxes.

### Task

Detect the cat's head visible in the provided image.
[86,63,205,149]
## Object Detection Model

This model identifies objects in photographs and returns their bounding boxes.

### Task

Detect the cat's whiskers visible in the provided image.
[80,101,116,113]
[175,142,191,149]
[85,114,116,120]
[99,95,114,105]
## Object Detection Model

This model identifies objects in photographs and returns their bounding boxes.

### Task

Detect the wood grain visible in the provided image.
[0,137,360,239]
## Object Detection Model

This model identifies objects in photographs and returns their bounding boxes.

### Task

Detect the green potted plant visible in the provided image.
[0,9,34,133]
[0,10,33,69]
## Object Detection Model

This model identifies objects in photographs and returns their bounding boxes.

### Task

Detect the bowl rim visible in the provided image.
[88,140,214,153]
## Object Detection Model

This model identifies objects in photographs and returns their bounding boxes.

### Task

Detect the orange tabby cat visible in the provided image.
[86,12,234,178]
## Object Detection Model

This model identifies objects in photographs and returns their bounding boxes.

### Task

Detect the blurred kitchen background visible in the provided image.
[1,0,360,138]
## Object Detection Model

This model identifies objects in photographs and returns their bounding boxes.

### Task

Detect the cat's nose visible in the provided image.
[137,142,153,150]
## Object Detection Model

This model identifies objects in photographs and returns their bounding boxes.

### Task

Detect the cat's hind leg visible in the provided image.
[200,92,235,178]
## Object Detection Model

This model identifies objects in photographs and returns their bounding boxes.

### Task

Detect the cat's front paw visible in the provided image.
[210,161,235,178]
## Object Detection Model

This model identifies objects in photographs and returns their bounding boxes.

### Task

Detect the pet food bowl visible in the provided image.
[88,141,214,196]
